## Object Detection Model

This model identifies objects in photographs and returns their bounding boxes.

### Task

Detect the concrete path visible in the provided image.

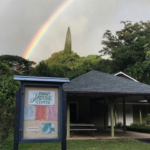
[68,129,150,140]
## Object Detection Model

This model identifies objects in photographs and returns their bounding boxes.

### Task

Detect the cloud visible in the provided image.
[0,0,150,63]
[30,16,89,61]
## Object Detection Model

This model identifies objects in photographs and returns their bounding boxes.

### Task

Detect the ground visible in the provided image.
[1,132,150,150]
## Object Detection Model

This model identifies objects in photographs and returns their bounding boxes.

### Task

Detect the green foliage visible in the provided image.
[46,52,101,79]
[46,51,80,78]
[0,62,12,80]
[64,27,71,54]
[67,55,102,79]
[126,123,150,133]
[1,133,150,150]
[74,55,101,70]
[46,51,79,68]
[0,55,36,75]
[0,77,20,144]
[95,59,113,73]
[31,61,52,77]
[144,43,150,59]
[100,21,150,83]
[145,113,150,125]
[31,60,69,78]
[50,64,69,77]
[0,62,20,144]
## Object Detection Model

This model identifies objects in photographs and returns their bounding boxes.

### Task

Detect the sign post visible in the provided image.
[13,76,69,150]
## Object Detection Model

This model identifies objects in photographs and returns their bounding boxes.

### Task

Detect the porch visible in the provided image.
[63,70,150,138]
[67,128,150,140]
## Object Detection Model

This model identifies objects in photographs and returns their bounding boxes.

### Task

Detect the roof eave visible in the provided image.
[14,75,70,83]
[64,91,150,95]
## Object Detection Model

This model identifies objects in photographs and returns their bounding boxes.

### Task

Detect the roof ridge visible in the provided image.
[114,71,139,82]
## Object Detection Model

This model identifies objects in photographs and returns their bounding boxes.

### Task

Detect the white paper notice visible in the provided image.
[24,106,35,120]
[26,127,39,132]
[28,90,55,105]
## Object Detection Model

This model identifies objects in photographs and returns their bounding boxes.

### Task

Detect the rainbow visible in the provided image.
[23,0,75,59]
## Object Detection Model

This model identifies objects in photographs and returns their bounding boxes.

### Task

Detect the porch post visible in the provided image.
[114,105,117,126]
[104,99,107,129]
[139,107,142,124]
[67,101,70,138]
[110,98,114,137]
[148,97,150,113]
[123,97,126,132]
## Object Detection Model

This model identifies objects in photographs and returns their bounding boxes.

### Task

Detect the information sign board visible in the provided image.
[23,87,59,139]
[13,75,69,150]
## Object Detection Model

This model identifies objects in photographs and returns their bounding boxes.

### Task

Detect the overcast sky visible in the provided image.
[0,0,150,63]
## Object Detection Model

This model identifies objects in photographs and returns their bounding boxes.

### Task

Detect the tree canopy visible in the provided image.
[33,51,102,79]
[100,21,150,83]
[0,62,12,80]
[0,55,36,75]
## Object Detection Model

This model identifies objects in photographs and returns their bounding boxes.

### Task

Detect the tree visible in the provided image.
[67,55,102,79]
[0,62,12,80]
[31,60,69,78]
[99,21,150,83]
[64,27,72,54]
[46,51,80,68]
[0,63,20,144]
[0,55,36,75]
[35,27,102,79]
[30,61,52,77]
[95,59,113,73]
[46,51,80,77]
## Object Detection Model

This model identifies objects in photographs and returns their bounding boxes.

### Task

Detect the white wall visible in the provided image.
[108,104,133,126]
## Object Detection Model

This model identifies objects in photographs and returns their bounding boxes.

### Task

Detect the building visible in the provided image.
[63,70,150,137]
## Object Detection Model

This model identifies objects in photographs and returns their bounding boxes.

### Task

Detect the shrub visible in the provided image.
[126,124,150,133]
[0,76,20,144]
[145,114,150,125]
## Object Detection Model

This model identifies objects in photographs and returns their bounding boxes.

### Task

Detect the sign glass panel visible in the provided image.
[23,87,59,139]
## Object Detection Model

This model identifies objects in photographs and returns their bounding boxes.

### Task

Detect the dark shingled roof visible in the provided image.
[63,70,150,95]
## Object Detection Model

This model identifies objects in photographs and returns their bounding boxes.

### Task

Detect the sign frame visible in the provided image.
[19,81,63,143]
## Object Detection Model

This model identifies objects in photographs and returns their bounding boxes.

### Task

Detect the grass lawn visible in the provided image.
[1,132,150,150]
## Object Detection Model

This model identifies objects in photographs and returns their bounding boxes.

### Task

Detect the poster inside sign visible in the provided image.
[47,106,58,121]
[35,106,46,120]
[24,106,35,120]
[28,90,55,105]
[42,123,55,134]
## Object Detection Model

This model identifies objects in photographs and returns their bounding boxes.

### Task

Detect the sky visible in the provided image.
[0,0,150,63]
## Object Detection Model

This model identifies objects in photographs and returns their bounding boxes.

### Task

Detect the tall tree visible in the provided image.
[64,27,72,54]
[99,21,150,83]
